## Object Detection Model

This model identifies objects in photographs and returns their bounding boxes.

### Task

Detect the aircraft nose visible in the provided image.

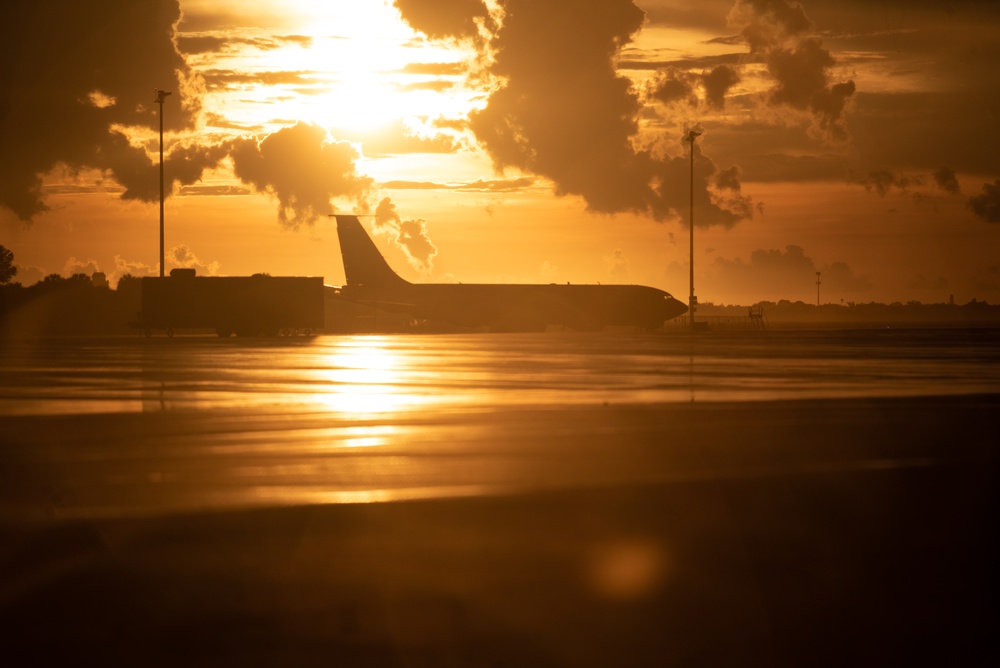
[663,296,688,321]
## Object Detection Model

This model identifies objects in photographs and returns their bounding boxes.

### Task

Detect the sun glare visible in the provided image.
[192,2,480,140]
[177,0,489,155]
[313,338,424,416]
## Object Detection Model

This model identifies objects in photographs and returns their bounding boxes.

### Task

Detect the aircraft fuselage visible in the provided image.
[340,281,685,331]
[334,215,687,331]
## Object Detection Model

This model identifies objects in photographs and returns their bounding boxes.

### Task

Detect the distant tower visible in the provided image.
[815,271,821,306]
[155,89,172,277]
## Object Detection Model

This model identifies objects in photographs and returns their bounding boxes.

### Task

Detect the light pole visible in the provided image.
[155,89,171,277]
[685,129,701,330]
[815,271,821,307]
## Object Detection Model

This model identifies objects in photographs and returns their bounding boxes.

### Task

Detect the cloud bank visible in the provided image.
[933,167,960,195]
[728,0,856,142]
[0,3,377,234]
[969,180,1000,224]
[0,0,198,221]
[230,123,374,229]
[712,244,871,299]
[395,0,753,228]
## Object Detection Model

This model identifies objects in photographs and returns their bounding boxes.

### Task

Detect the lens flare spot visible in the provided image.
[588,539,669,600]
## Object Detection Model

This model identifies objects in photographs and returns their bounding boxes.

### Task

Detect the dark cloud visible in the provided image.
[711,164,754,219]
[858,169,923,197]
[642,1,735,32]
[174,34,229,55]
[392,0,494,42]
[642,59,738,112]
[968,179,1000,223]
[646,141,753,226]
[0,6,328,223]
[230,122,374,229]
[649,69,698,106]
[702,65,742,108]
[715,166,743,191]
[767,40,856,140]
[168,139,233,175]
[0,0,198,221]
[397,0,752,227]
[933,166,960,194]
[728,0,856,142]
[117,140,232,203]
[466,0,651,215]
[373,197,438,273]
[729,0,813,51]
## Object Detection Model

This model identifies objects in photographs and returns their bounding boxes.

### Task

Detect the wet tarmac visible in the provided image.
[1,329,997,665]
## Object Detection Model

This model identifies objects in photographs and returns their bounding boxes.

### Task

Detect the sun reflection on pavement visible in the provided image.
[311,337,431,416]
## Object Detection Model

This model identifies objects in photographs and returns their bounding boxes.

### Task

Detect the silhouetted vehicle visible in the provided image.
[138,270,324,337]
[333,215,688,331]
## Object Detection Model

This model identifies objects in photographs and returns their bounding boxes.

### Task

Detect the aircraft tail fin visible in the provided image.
[335,215,410,289]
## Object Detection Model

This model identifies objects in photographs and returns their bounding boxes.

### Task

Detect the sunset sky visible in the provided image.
[2,0,999,305]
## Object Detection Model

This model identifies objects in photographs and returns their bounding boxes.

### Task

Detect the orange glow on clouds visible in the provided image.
[3,1,1000,305]
[185,1,479,137]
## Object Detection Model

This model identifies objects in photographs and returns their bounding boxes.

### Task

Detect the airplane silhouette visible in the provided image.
[333,215,687,332]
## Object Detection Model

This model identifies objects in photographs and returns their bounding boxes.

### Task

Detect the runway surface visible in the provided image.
[1,329,997,665]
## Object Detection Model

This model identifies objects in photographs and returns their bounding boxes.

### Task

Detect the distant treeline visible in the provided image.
[699,299,1000,327]
[2,274,1000,337]
[0,274,142,337]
